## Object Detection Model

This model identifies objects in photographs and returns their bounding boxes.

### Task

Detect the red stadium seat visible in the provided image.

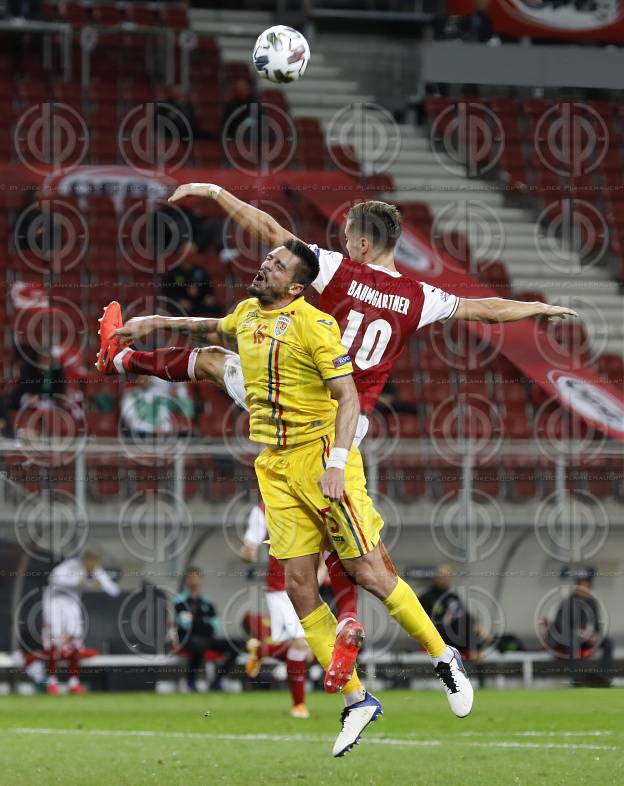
[596,353,624,385]
[159,4,189,29]
[327,144,359,174]
[476,260,510,297]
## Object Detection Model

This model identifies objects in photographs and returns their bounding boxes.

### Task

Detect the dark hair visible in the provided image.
[284,238,320,288]
[347,200,402,251]
[186,566,203,576]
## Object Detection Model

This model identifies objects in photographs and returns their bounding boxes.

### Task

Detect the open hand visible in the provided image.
[168,183,219,203]
[538,304,579,322]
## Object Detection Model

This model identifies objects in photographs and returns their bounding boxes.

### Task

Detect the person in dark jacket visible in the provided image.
[546,575,613,687]
[419,564,492,659]
[161,244,218,317]
[175,566,241,691]
[13,350,65,409]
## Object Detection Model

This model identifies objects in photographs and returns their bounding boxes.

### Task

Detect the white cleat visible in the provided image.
[332,692,382,757]
[434,646,474,718]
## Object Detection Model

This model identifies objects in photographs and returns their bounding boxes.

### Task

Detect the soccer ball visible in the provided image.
[252,25,310,84]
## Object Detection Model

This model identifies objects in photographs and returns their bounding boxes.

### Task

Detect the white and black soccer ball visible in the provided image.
[252,25,310,84]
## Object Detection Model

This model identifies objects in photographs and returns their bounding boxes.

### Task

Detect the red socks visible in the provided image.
[121,347,195,381]
[260,641,289,660]
[286,653,306,706]
[325,550,358,624]
[46,648,57,678]
[67,649,80,678]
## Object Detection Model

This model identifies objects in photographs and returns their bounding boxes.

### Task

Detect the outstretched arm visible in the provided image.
[169,182,296,249]
[112,315,224,345]
[453,297,578,323]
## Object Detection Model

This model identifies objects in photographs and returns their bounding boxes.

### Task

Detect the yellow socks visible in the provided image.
[300,603,363,695]
[383,577,446,657]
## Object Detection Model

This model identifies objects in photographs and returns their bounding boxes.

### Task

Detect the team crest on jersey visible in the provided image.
[274,315,291,337]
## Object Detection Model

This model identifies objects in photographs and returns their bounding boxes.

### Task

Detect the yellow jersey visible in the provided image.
[219,296,354,446]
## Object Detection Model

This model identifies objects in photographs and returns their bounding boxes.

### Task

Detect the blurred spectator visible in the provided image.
[546,574,613,687]
[121,376,193,439]
[0,394,11,437]
[13,350,65,410]
[155,89,197,138]
[43,550,120,695]
[7,0,40,19]
[419,564,493,661]
[175,566,242,692]
[459,0,493,42]
[161,243,219,317]
[222,79,260,137]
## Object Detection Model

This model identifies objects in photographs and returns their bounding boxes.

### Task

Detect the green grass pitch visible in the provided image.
[0,689,622,786]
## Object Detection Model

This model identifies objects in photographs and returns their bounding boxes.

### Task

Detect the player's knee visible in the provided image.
[194,346,227,384]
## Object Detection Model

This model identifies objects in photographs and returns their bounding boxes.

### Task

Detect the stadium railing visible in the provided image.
[0,437,623,512]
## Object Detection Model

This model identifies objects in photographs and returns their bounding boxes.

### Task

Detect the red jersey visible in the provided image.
[310,246,459,413]
[243,504,285,592]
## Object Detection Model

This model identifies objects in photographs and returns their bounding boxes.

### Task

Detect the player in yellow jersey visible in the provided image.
[100,238,473,756]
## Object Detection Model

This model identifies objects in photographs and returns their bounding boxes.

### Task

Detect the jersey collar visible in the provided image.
[366,262,402,278]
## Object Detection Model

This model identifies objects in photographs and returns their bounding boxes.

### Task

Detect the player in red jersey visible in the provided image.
[240,501,336,718]
[99,184,577,700]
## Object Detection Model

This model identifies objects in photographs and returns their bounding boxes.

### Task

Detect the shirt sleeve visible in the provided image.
[219,299,247,337]
[243,505,267,546]
[305,313,354,381]
[93,567,120,597]
[49,559,83,589]
[308,245,343,294]
[417,284,460,329]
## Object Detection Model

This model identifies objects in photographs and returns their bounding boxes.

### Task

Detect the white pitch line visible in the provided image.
[461,730,615,738]
[9,728,620,752]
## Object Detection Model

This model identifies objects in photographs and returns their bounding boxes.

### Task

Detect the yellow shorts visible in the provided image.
[255,433,384,561]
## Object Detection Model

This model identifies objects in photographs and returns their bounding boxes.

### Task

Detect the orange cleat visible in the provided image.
[290,703,310,719]
[96,301,124,374]
[325,620,365,694]
[245,638,262,679]
[68,683,87,695]
[46,682,60,695]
